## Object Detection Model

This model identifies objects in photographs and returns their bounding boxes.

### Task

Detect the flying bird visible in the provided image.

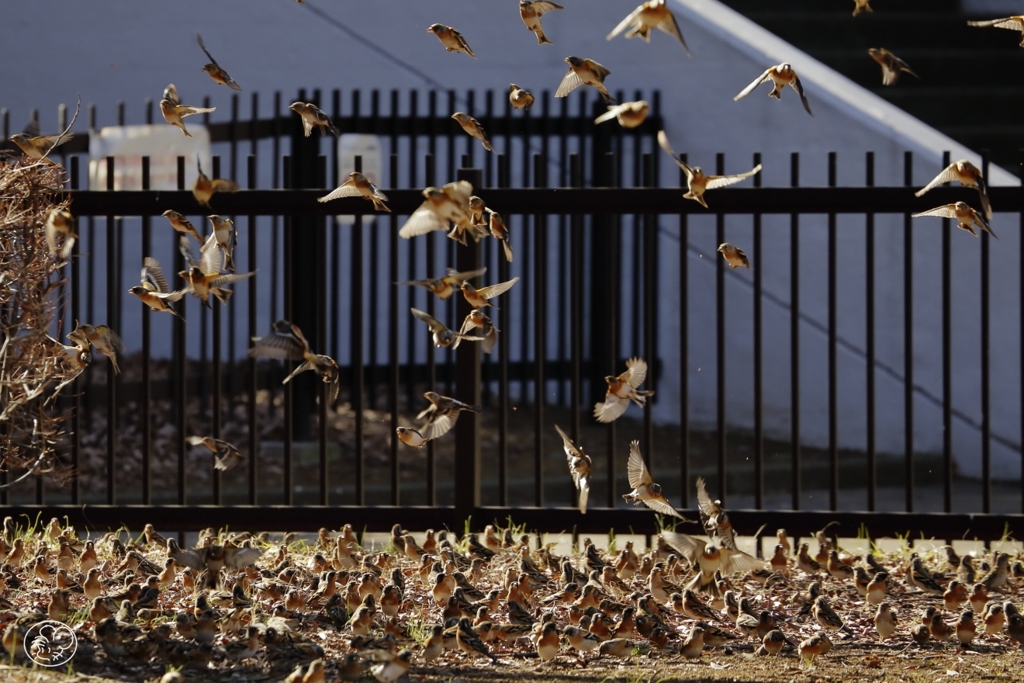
[178,232,255,307]
[852,0,872,16]
[868,48,919,86]
[455,309,498,354]
[734,63,813,116]
[912,202,996,238]
[451,113,492,152]
[416,391,481,440]
[45,209,76,260]
[718,243,750,269]
[248,320,340,401]
[486,209,514,262]
[396,427,429,449]
[162,210,204,243]
[289,102,339,137]
[410,307,483,349]
[594,101,649,128]
[196,34,241,91]
[594,357,654,423]
[193,158,240,209]
[8,130,74,162]
[460,277,520,310]
[399,181,474,239]
[509,84,535,110]
[397,267,486,300]
[187,436,243,471]
[662,532,763,592]
[519,1,564,45]
[427,24,475,57]
[129,257,185,318]
[318,171,389,212]
[607,0,691,56]
[206,215,240,271]
[967,16,1024,46]
[623,442,687,518]
[68,322,125,375]
[915,159,992,220]
[554,425,592,514]
[696,477,739,550]
[556,57,615,103]
[658,130,761,208]
[160,84,215,137]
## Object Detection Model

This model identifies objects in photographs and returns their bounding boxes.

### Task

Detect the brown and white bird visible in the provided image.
[186,436,243,471]
[509,84,535,110]
[594,101,649,128]
[398,267,486,300]
[695,477,737,550]
[967,15,1024,46]
[69,322,125,375]
[874,602,897,640]
[718,243,751,270]
[289,102,339,137]
[45,209,77,259]
[193,160,241,210]
[179,232,254,307]
[912,201,995,238]
[248,320,340,401]
[427,24,475,57]
[915,160,992,220]
[9,129,74,162]
[319,171,389,212]
[395,426,428,449]
[197,34,241,91]
[556,57,615,103]
[460,277,519,310]
[607,0,690,56]
[129,257,186,318]
[456,309,499,354]
[399,181,474,239]
[451,112,492,152]
[594,357,654,423]
[554,425,592,514]
[160,84,215,137]
[658,130,761,208]
[486,209,514,262]
[519,1,564,45]
[734,63,813,116]
[868,48,919,86]
[622,442,687,519]
[852,0,873,17]
[162,210,204,243]
[416,391,482,440]
[664,533,762,595]
[411,307,483,349]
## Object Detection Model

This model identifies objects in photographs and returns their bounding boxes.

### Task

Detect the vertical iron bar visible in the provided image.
[903,151,914,512]
[570,155,583,441]
[424,153,436,507]
[752,152,763,510]
[176,156,187,505]
[105,156,116,505]
[533,153,546,507]
[141,156,152,504]
[317,155,328,506]
[247,155,258,505]
[827,152,838,511]
[1020,148,1024,515]
[715,153,726,505]
[607,151,620,508]
[941,150,953,513]
[70,156,81,505]
[497,154,510,507]
[211,157,223,506]
[790,153,800,510]
[643,153,656,465]
[283,155,294,506]
[980,151,991,513]
[352,154,365,506]
[865,152,877,512]
[677,155,689,509]
[389,152,400,506]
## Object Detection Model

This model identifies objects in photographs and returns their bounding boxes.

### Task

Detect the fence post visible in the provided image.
[454,167,483,527]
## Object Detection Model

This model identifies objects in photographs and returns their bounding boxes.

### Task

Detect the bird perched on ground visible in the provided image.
[852,0,872,16]
[8,129,74,162]
[868,48,919,86]
[451,112,492,152]
[554,425,592,514]
[196,34,241,91]
[399,181,474,239]
[193,160,240,210]
[416,391,482,439]
[427,24,475,57]
[372,649,412,683]
[519,1,563,44]
[162,210,204,243]
[397,267,486,300]
[967,15,1024,46]
[167,539,262,572]
[734,63,813,116]
[657,130,761,208]
[556,57,615,103]
[289,102,339,137]
[607,0,690,55]
[718,243,751,270]
[813,595,853,637]
[68,322,124,375]
[509,84,535,110]
[912,202,995,238]
[460,277,519,310]
[623,441,687,518]
[410,307,482,349]
[129,257,186,318]
[160,84,215,137]
[594,101,649,128]
[248,320,340,401]
[319,171,389,212]
[594,357,654,422]
[45,209,76,259]
[874,602,897,640]
[186,436,243,471]
[179,232,255,307]
[915,160,992,220]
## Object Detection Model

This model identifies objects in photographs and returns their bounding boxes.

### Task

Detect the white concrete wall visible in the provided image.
[2,0,1020,479]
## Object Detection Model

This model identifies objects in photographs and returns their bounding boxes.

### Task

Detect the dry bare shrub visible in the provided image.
[0,157,77,488]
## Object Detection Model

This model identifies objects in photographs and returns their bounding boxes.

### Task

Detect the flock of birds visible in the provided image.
[1,496,1023,682]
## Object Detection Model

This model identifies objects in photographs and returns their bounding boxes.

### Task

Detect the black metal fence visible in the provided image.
[2,88,1023,542]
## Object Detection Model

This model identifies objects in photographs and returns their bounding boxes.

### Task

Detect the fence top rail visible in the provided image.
[66,185,1020,217]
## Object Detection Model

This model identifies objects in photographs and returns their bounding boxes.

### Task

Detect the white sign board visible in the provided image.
[334,133,383,224]
[88,125,212,191]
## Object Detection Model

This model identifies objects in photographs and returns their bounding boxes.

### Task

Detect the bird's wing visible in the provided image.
[45,221,58,254]
[733,69,773,101]
[594,106,623,124]
[534,1,564,14]
[626,440,652,488]
[475,276,519,300]
[248,330,307,360]
[968,17,1024,30]
[442,180,474,205]
[143,257,170,293]
[179,235,199,268]
[644,497,685,519]
[554,424,584,464]
[657,10,691,56]
[445,267,487,284]
[283,360,316,384]
[186,435,212,449]
[211,178,240,193]
[199,233,222,275]
[974,213,997,239]
[661,532,705,564]
[38,133,75,147]
[318,183,361,203]
[369,184,388,201]
[411,307,446,333]
[399,205,448,238]
[606,7,641,40]
[208,271,254,287]
[585,59,611,81]
[424,413,457,440]
[163,84,180,106]
[706,164,762,190]
[155,289,187,302]
[578,480,589,515]
[695,477,718,519]
[721,549,765,575]
[911,205,959,219]
[196,34,218,65]
[555,67,585,98]
[176,106,217,118]
[914,165,958,197]
[623,357,649,388]
[789,76,813,116]
[656,130,694,179]
[594,395,629,423]
[102,327,126,354]
[224,547,263,569]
